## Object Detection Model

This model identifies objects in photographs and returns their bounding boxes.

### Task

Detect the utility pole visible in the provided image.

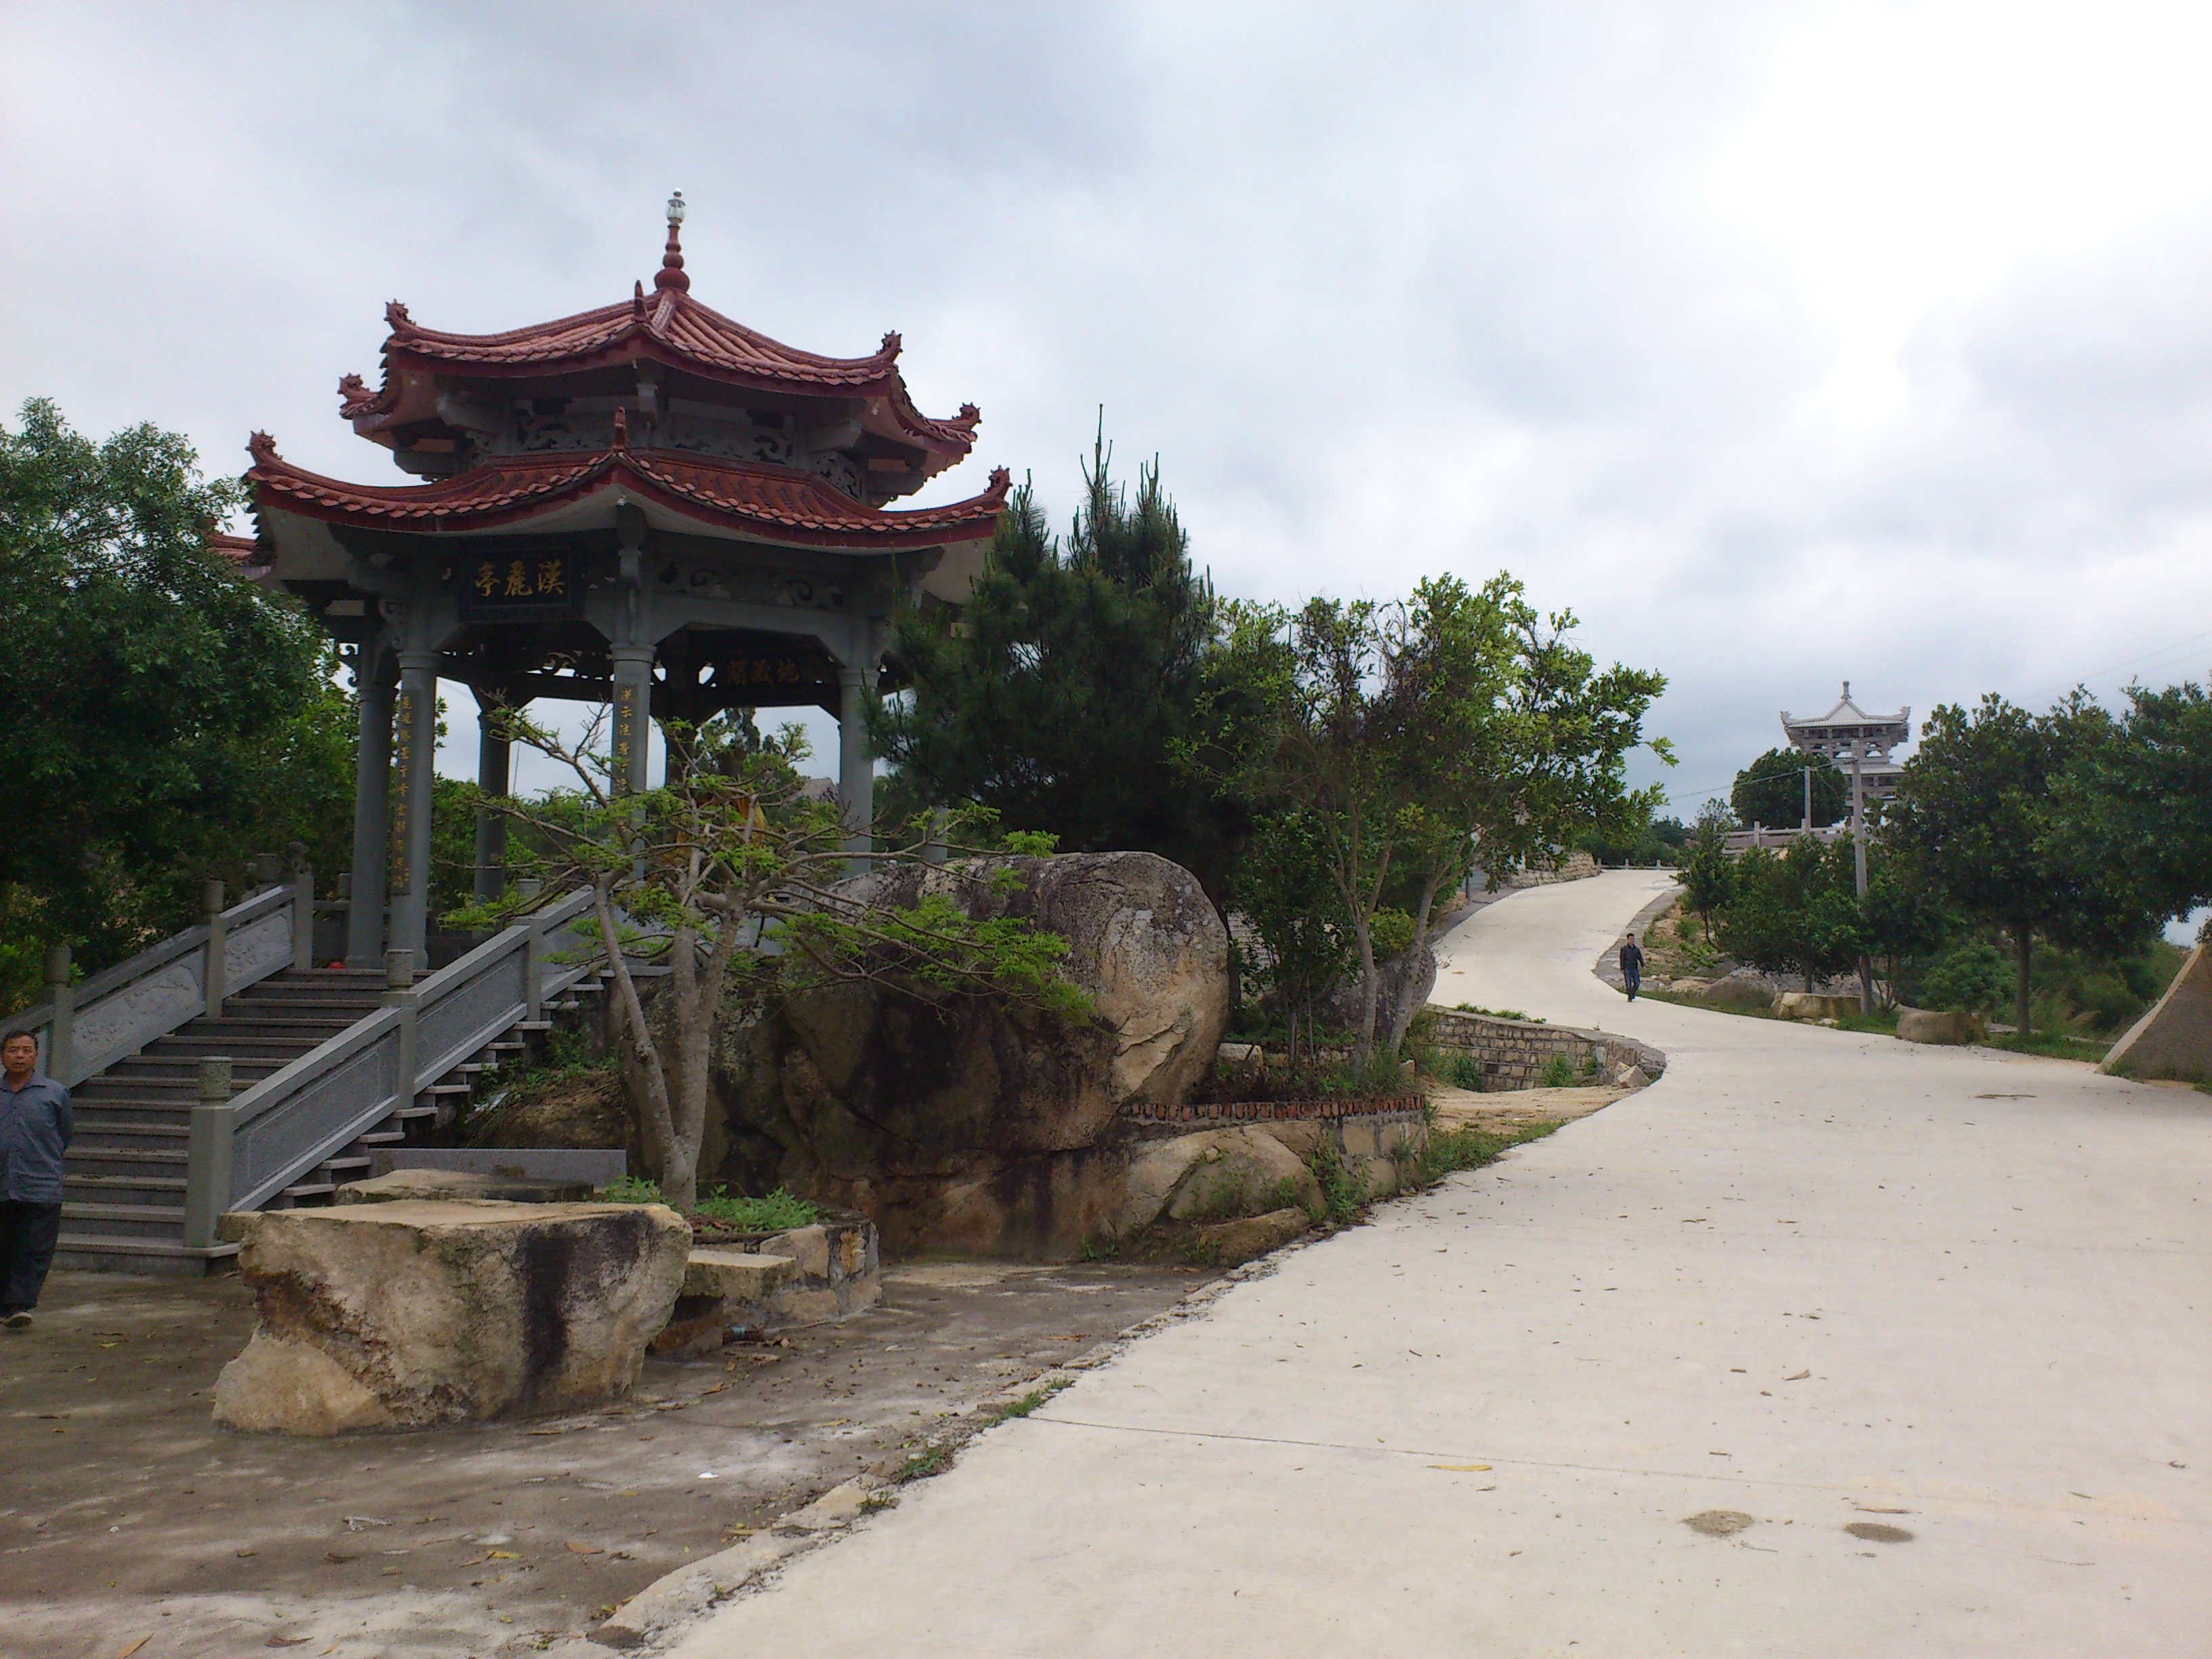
[1850,737,1871,1013]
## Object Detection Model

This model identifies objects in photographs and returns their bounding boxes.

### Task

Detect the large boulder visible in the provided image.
[711,852,1230,1255]
[1897,1006,1984,1045]
[1116,1128,1322,1235]
[212,1200,689,1435]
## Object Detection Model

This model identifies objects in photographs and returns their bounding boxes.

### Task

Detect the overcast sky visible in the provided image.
[7,1,2212,828]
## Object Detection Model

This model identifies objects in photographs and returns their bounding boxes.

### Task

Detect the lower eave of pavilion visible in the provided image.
[243,433,1008,554]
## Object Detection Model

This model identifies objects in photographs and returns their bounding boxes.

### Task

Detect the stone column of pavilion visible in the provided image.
[344,645,395,965]
[241,193,1008,962]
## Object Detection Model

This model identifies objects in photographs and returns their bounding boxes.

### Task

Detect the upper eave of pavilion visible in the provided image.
[245,431,1009,552]
[337,286,981,464]
[1782,693,1909,732]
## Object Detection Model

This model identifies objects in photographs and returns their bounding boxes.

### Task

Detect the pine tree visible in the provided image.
[872,428,1250,909]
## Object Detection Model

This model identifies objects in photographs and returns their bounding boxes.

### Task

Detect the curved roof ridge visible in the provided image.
[249,432,1008,548]
[340,287,975,457]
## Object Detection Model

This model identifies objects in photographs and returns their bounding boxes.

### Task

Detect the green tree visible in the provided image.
[1231,810,1353,1065]
[1215,574,1668,1060]
[2057,680,2212,928]
[453,714,1089,1210]
[1733,747,1846,830]
[1717,834,1862,991]
[1885,692,2150,1035]
[872,433,1252,911]
[0,398,353,1010]
[1678,816,1736,934]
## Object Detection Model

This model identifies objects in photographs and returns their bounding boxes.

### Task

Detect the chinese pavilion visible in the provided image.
[1780,682,1910,809]
[244,194,1008,966]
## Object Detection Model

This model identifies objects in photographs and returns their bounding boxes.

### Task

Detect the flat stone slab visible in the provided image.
[337,1168,597,1205]
[372,1147,628,1185]
[683,1248,799,1302]
[213,1200,688,1435]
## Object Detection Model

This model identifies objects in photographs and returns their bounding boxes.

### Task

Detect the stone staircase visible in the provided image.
[57,966,605,1276]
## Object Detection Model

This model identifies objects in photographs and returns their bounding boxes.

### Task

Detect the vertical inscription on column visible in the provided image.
[613,682,638,793]
[389,688,415,895]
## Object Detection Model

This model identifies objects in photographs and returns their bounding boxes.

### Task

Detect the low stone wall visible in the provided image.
[1426,1010,1666,1091]
[1492,850,1601,890]
[706,1214,880,1328]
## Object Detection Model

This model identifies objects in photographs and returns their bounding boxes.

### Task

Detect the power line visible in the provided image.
[2024,626,2212,708]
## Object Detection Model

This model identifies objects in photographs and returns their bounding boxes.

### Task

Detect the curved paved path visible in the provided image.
[674,872,2209,1656]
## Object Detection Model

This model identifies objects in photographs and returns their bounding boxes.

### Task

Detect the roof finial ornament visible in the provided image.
[654,190,690,294]
[1843,680,1851,701]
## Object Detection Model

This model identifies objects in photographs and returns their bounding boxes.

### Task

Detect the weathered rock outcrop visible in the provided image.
[213,1200,689,1434]
[711,853,1230,1256]
[1115,1127,1322,1235]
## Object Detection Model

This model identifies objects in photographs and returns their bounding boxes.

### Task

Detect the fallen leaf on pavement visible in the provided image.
[324,1552,356,1564]
[1429,1464,1492,1472]
[1784,1370,1811,1381]
[566,1541,603,1555]
[118,1640,150,1658]
[266,1639,311,1650]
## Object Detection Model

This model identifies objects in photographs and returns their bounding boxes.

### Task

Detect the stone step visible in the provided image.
[59,1200,187,1240]
[64,1173,185,1207]
[66,1145,187,1174]
[138,1036,316,1059]
[50,1233,237,1277]
[68,1123,190,1149]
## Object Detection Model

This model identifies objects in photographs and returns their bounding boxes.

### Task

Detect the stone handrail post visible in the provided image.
[182,1056,236,1250]
[524,908,548,1023]
[289,845,316,972]
[41,945,73,1080]
[202,878,228,1020]
[384,949,419,1109]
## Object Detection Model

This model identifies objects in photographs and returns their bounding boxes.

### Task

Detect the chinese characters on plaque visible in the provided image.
[458,550,579,620]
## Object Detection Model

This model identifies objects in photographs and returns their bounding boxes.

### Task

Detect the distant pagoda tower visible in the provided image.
[1781,682,1911,915]
[1780,682,1910,808]
[243,193,1007,964]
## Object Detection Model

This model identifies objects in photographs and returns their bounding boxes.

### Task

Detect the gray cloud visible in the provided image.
[7,1,2209,821]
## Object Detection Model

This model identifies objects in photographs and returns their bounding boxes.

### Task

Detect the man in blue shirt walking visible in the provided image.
[1,1029,72,1328]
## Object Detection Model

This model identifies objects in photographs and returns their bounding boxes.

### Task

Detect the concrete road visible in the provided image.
[672,872,2210,1657]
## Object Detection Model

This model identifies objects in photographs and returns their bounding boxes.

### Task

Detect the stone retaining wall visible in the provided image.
[1492,850,1601,890]
[1125,1096,1427,1180]
[1127,1094,1426,1126]
[1426,1010,1666,1091]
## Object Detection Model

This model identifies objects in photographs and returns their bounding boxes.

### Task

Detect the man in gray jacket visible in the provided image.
[1,1029,72,1328]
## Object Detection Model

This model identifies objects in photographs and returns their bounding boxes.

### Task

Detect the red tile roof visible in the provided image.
[342,291,981,456]
[207,531,262,564]
[247,433,1007,551]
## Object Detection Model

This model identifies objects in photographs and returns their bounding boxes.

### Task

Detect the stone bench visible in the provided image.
[212,1200,688,1435]
[651,1248,800,1357]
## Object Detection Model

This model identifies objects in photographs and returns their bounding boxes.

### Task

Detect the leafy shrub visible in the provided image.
[1447,1054,1486,1090]
[1539,1053,1580,1088]
[598,1177,820,1231]
[1922,941,2011,1015]
[1368,907,1416,960]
